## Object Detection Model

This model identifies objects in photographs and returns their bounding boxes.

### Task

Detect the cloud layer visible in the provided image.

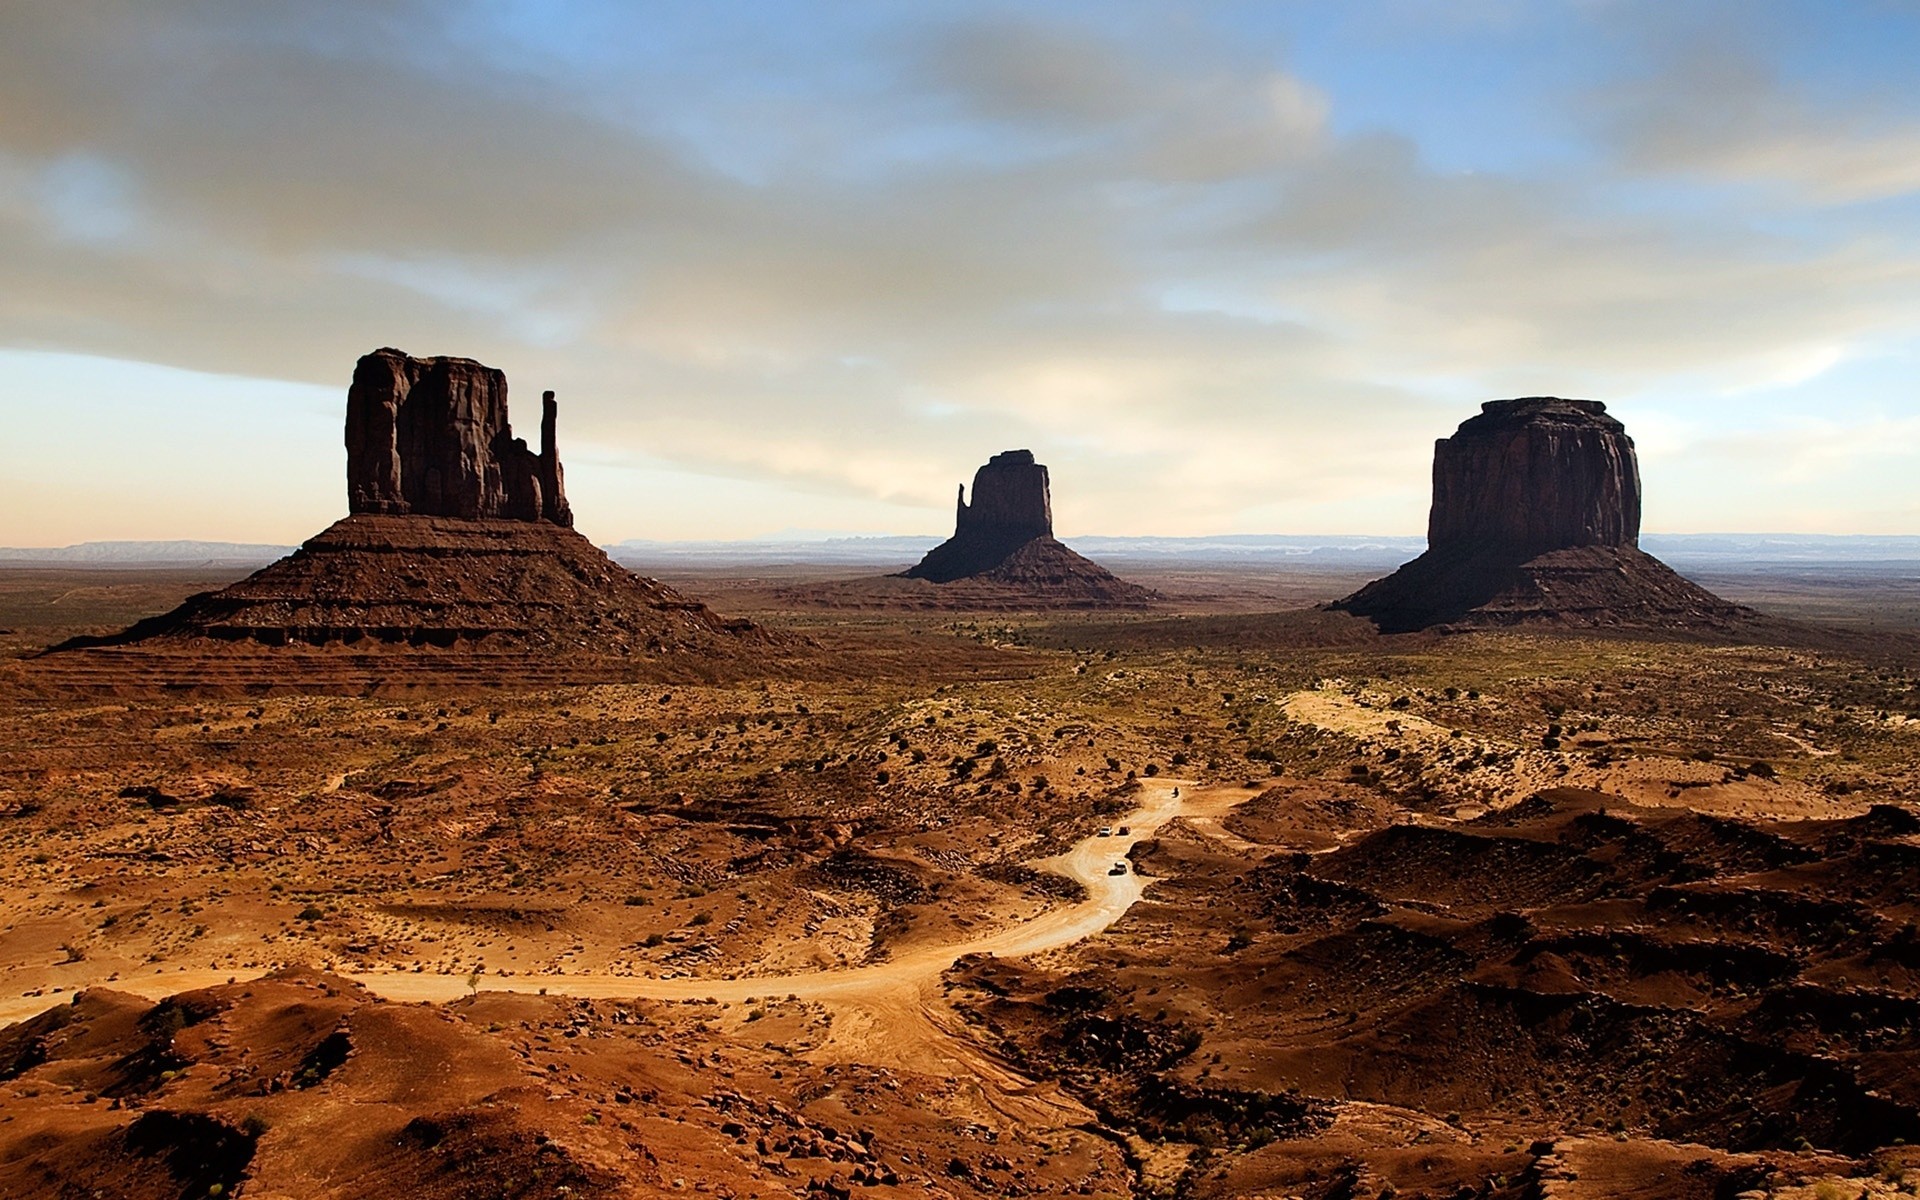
[1,0,1916,542]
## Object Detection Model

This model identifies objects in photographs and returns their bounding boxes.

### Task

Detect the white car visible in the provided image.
[1108,861,1128,876]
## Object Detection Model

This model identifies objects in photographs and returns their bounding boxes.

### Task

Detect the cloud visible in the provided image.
[1598,41,1920,203]
[915,15,1328,180]
[0,1,1915,541]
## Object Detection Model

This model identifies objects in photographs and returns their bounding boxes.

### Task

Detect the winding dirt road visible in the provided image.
[2,779,1246,1132]
[1,780,1233,1035]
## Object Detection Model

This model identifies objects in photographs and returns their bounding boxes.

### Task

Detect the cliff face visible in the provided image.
[1336,398,1745,633]
[345,348,571,526]
[954,449,1053,543]
[1428,398,1640,558]
[906,449,1058,583]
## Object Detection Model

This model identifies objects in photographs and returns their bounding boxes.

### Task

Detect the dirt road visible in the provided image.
[0,779,1224,1029]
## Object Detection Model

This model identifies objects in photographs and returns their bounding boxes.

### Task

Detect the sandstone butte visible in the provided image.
[1335,397,1751,633]
[346,347,573,527]
[43,349,771,682]
[895,449,1155,606]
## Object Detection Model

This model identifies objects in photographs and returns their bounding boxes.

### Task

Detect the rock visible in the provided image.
[41,348,778,683]
[894,451,1152,606]
[1336,398,1751,633]
[955,449,1053,543]
[346,348,571,526]
[1428,398,1639,557]
[48,514,778,669]
[904,451,1055,583]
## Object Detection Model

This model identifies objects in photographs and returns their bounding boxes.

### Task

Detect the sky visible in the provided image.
[1,0,1918,546]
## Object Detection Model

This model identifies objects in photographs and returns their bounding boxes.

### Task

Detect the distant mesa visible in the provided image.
[889,450,1154,607]
[1335,397,1752,633]
[43,348,773,685]
[764,449,1154,611]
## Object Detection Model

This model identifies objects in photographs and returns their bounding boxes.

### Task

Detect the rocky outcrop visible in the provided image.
[1336,398,1749,633]
[42,348,777,683]
[346,348,571,526]
[1428,398,1640,557]
[905,451,1055,583]
[956,449,1053,542]
[893,450,1154,607]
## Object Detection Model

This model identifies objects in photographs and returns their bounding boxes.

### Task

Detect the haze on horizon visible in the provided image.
[2,0,1917,547]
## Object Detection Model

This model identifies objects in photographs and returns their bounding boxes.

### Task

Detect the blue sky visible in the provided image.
[1,0,1917,544]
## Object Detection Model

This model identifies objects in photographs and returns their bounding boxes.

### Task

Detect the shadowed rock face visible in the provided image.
[1430,398,1640,557]
[41,348,784,675]
[956,449,1053,543]
[904,450,1059,583]
[1337,398,1747,633]
[346,348,571,526]
[895,450,1153,605]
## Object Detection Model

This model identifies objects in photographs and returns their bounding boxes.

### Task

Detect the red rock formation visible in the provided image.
[1428,398,1640,556]
[42,348,775,681]
[346,348,570,526]
[955,449,1053,543]
[62,515,758,654]
[1337,398,1747,632]
[897,450,1153,606]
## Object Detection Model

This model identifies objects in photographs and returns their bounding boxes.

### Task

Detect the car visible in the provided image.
[1108,862,1128,876]
[1097,826,1113,837]
[1117,825,1130,836]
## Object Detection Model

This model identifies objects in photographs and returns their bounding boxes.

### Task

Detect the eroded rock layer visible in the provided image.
[61,516,754,654]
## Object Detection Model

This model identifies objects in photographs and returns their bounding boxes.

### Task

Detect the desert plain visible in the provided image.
[0,558,1916,1200]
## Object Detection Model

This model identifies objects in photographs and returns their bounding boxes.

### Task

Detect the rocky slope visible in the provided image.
[51,515,757,655]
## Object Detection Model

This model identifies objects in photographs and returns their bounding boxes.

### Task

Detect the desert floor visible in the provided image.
[1,560,1918,1199]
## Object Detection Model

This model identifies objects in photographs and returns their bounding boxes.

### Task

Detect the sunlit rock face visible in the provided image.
[346,347,570,527]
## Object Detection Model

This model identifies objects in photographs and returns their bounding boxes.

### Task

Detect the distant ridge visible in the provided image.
[0,540,296,565]
[8,533,1918,570]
